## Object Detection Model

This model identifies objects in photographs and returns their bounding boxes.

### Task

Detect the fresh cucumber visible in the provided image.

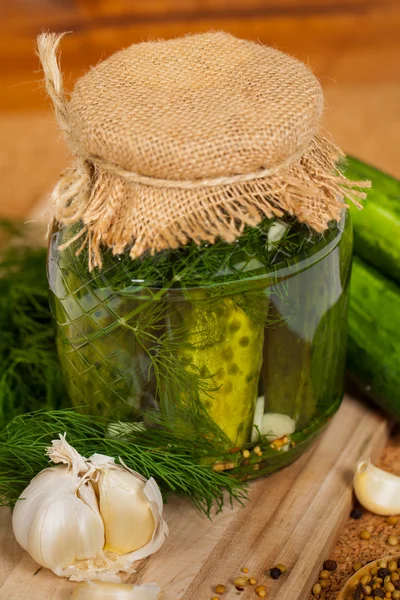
[347,256,400,420]
[345,156,400,284]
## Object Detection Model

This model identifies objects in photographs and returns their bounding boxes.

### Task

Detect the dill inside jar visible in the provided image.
[44,32,366,477]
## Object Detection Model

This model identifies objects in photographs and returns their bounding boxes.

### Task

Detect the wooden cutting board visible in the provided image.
[0,394,391,600]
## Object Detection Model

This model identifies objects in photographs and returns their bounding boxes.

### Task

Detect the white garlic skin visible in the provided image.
[97,465,155,555]
[71,580,160,600]
[354,460,400,516]
[12,466,104,570]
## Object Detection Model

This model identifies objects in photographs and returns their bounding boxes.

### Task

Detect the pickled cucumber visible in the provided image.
[168,293,265,445]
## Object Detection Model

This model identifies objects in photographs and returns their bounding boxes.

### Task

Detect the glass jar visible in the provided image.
[48,214,352,479]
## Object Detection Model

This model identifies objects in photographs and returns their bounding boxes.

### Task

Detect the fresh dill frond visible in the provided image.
[0,221,66,429]
[0,409,248,516]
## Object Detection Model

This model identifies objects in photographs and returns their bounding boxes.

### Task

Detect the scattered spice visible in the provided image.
[276,564,286,574]
[249,578,257,585]
[241,567,249,574]
[360,530,371,540]
[255,585,266,594]
[212,597,219,600]
[350,506,364,520]
[353,562,363,572]
[215,584,226,594]
[256,590,267,598]
[312,582,322,596]
[387,516,399,526]
[269,567,282,580]
[234,577,249,588]
[323,560,337,572]
[319,570,330,580]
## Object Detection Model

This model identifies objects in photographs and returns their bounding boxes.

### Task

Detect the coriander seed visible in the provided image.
[215,584,226,594]
[360,530,371,540]
[386,516,398,526]
[388,534,399,546]
[312,582,321,596]
[319,570,330,580]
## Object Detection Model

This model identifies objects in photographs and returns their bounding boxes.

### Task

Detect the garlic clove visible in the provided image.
[262,412,296,442]
[99,467,155,554]
[71,580,161,599]
[354,459,400,516]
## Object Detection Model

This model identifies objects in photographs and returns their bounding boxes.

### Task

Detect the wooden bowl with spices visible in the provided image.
[337,555,400,600]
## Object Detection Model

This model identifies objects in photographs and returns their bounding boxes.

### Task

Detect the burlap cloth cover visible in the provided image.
[38,32,368,269]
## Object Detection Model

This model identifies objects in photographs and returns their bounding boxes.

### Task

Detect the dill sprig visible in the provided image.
[0,409,248,516]
[0,221,66,429]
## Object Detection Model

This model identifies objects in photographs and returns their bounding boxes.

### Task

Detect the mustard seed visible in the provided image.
[215,584,226,594]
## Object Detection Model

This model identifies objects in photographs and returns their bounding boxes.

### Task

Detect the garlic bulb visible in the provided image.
[12,435,168,581]
[72,581,161,599]
[12,438,104,570]
[354,459,400,516]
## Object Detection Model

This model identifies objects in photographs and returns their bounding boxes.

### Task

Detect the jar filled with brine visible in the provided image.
[45,32,366,479]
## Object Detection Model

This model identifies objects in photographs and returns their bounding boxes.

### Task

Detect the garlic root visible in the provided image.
[354,460,400,516]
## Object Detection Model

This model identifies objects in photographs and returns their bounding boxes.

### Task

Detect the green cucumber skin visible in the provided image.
[347,256,400,420]
[345,156,400,284]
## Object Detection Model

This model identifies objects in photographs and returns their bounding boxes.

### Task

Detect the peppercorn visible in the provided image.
[323,559,337,572]
[360,530,371,540]
[215,584,226,594]
[350,506,363,519]
[388,534,399,546]
[312,583,322,596]
[269,567,281,580]
[378,568,390,579]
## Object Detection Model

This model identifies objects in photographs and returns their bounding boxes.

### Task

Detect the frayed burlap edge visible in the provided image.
[38,33,370,271]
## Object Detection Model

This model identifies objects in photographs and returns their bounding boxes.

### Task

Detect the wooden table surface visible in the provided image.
[0,2,399,599]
